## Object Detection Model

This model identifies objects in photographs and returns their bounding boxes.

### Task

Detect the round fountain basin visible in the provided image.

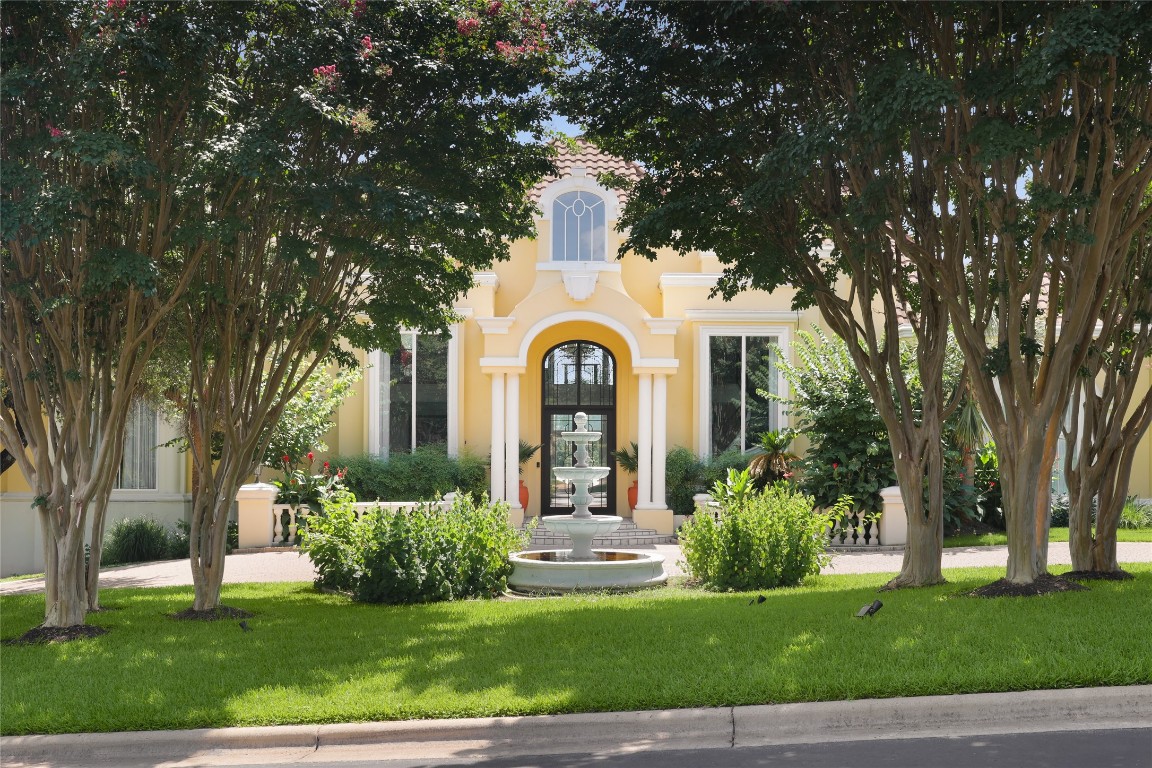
[508,549,667,593]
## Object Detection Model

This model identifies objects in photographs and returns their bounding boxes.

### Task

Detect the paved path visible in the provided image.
[2,541,1149,596]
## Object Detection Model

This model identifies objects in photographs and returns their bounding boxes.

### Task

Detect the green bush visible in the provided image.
[665,447,709,515]
[102,517,176,566]
[300,492,528,603]
[332,445,488,503]
[679,484,836,591]
[1120,497,1152,530]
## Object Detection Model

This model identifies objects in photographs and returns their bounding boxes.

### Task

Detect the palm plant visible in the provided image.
[748,430,798,488]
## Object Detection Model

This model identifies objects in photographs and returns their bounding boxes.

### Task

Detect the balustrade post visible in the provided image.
[237,483,278,548]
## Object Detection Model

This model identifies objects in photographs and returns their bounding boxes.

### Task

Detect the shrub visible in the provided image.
[679,484,836,591]
[973,443,1004,529]
[775,329,897,519]
[333,445,489,502]
[102,517,176,566]
[300,492,528,603]
[1120,497,1152,530]
[665,446,709,515]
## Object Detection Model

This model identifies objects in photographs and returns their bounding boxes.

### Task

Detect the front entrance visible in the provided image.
[541,341,616,516]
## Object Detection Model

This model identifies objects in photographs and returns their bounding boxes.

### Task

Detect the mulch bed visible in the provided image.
[169,605,254,621]
[1061,569,1135,582]
[3,624,108,646]
[966,572,1088,598]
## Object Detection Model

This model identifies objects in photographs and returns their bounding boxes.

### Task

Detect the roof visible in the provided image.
[530,138,644,207]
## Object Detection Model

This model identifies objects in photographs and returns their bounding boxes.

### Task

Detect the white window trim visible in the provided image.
[538,176,621,221]
[367,325,460,458]
[697,324,791,458]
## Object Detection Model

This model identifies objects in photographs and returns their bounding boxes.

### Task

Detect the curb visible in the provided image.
[3,686,1150,764]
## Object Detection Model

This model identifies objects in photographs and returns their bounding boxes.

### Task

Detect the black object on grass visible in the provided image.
[239,620,252,632]
[748,595,767,606]
[855,599,882,618]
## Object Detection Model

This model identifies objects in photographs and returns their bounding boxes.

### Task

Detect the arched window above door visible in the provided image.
[543,341,615,407]
[552,191,607,263]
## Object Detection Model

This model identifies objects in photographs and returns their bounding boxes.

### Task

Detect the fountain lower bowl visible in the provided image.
[507,549,667,593]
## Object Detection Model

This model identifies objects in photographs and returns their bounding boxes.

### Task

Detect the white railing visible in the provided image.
[237,484,455,549]
[827,508,881,547]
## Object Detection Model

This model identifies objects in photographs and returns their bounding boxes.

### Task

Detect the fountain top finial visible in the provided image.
[573,412,588,430]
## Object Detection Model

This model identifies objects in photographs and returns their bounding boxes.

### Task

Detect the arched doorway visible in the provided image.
[541,341,616,516]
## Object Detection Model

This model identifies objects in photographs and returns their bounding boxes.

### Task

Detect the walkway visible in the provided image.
[3,541,1150,596]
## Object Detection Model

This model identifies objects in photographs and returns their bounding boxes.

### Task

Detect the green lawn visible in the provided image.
[3,564,1151,736]
[944,527,1152,548]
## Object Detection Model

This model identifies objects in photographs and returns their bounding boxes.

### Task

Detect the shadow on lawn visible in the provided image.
[1,571,1149,737]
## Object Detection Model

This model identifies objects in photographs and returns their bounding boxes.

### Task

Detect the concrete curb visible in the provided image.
[3,686,1150,764]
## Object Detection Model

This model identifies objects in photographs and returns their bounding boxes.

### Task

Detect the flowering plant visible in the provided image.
[272,451,348,514]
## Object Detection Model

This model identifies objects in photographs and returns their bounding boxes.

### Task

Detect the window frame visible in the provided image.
[696,324,791,459]
[367,325,460,458]
[116,399,158,490]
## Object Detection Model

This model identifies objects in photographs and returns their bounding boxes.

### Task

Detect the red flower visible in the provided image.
[456,17,480,36]
[832,462,839,469]
[282,455,291,464]
[46,123,63,138]
[323,461,330,469]
[486,1,503,15]
[307,452,314,461]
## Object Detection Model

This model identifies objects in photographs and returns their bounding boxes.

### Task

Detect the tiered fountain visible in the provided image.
[507,412,667,593]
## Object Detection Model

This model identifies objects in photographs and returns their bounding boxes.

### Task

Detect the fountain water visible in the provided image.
[507,412,667,592]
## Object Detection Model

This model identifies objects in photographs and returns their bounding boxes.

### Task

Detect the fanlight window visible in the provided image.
[552,191,606,262]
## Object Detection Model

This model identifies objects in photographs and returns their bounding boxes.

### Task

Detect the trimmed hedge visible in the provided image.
[331,445,488,503]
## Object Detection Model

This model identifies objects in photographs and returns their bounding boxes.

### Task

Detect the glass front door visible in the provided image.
[540,341,616,515]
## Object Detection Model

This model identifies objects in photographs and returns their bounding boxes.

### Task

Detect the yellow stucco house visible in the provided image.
[2,141,1150,576]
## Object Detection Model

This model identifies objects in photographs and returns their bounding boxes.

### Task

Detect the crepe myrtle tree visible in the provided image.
[1063,229,1152,576]
[0,1,247,628]
[144,0,583,614]
[867,3,1152,585]
[562,1,1152,588]
[1,0,585,627]
[559,1,962,587]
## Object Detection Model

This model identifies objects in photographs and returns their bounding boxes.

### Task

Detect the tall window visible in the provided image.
[377,332,449,458]
[552,191,606,262]
[707,334,779,455]
[117,400,157,489]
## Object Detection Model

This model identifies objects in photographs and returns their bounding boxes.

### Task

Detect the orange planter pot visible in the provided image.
[627,480,638,512]
[519,479,530,510]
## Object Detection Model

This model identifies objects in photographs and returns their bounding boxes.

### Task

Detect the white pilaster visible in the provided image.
[490,373,506,501]
[637,373,653,508]
[505,373,521,509]
[652,373,668,508]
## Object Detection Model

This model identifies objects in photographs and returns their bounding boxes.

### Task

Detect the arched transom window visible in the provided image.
[552,191,606,262]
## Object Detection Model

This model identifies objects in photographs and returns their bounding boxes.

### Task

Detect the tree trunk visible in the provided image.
[999,437,1053,584]
[44,522,89,627]
[86,495,110,612]
[884,439,945,589]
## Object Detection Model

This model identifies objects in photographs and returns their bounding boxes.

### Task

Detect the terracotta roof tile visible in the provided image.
[530,138,643,207]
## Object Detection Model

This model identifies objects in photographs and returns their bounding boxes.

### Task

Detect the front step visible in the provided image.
[523,517,677,546]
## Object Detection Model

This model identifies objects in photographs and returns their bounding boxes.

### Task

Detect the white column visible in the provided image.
[490,373,506,501]
[505,373,521,509]
[637,373,653,507]
[652,373,668,509]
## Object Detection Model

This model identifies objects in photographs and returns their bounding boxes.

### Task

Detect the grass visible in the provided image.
[0,573,44,583]
[3,564,1151,736]
[944,527,1152,548]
